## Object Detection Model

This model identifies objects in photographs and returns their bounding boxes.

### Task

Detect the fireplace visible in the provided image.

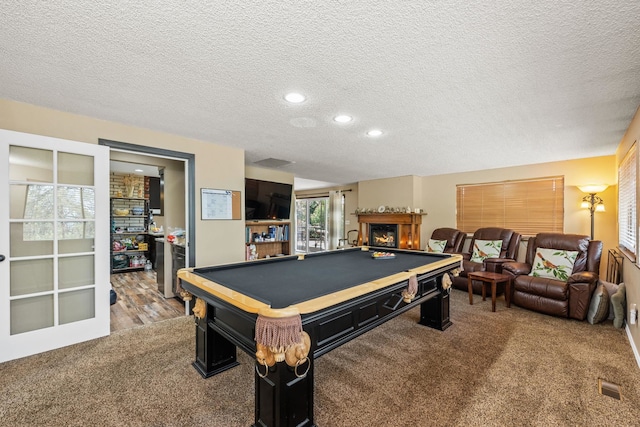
[356,213,425,250]
[369,224,398,248]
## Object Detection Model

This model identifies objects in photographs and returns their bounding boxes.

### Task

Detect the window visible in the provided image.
[456,176,564,235]
[618,142,637,258]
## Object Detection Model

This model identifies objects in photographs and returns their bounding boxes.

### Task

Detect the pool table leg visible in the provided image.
[254,356,315,427]
[193,316,239,378]
[418,290,452,331]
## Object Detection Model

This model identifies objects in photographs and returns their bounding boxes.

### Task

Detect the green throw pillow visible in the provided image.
[611,282,626,328]
[470,239,502,263]
[426,239,447,253]
[529,247,578,281]
[587,282,609,324]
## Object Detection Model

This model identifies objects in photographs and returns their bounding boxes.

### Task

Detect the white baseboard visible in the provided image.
[625,323,640,369]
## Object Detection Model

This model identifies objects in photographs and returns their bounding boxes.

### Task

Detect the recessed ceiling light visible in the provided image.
[284,92,306,103]
[134,169,143,172]
[333,115,352,123]
[367,129,383,137]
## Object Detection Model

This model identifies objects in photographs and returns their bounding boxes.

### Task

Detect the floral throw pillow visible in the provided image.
[529,247,578,281]
[426,239,447,253]
[470,239,502,263]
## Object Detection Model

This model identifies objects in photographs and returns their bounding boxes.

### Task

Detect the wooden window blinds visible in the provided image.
[456,176,564,235]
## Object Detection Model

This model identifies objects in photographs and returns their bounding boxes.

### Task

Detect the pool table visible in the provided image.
[178,247,462,427]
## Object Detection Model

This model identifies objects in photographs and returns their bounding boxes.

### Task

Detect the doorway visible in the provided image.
[99,139,195,331]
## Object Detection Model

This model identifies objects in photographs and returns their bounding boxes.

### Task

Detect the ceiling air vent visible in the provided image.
[253,158,294,168]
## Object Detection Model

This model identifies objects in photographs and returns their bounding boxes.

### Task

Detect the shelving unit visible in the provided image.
[111,197,150,273]
[245,221,291,260]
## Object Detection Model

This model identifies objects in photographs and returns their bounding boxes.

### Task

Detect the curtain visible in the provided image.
[328,190,343,250]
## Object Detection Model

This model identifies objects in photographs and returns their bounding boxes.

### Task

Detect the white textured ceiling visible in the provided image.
[1,1,639,189]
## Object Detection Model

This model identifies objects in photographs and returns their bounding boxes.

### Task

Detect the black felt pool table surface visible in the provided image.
[189,248,450,309]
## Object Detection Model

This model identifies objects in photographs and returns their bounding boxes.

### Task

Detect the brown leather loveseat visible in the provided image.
[502,233,603,320]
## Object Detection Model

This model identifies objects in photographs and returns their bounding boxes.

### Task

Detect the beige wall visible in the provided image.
[358,175,423,211]
[0,98,247,266]
[245,165,294,187]
[616,106,640,360]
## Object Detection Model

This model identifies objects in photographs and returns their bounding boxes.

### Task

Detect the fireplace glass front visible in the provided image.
[369,224,398,248]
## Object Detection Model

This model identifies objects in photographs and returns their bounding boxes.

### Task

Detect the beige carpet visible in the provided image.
[1,290,638,427]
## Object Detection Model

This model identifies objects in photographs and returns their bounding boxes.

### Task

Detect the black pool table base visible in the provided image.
[184,270,454,427]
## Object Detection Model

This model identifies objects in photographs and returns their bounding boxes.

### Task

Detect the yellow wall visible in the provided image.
[352,157,616,275]
[0,98,247,266]
[421,156,617,271]
[616,106,640,358]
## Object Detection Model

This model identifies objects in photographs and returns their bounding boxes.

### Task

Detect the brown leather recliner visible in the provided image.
[502,233,602,320]
[428,228,465,253]
[451,227,522,294]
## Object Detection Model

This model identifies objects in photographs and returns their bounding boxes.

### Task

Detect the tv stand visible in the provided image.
[245,221,291,260]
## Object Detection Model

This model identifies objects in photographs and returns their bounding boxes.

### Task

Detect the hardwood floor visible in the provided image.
[109,270,185,332]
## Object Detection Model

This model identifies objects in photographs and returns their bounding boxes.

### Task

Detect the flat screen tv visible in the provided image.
[245,178,293,220]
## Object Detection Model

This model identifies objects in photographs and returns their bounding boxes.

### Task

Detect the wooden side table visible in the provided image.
[467,271,512,312]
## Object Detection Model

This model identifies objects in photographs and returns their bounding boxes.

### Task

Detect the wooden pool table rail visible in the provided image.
[178,253,462,318]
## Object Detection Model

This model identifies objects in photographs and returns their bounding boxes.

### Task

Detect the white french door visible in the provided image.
[295,198,329,253]
[0,129,110,363]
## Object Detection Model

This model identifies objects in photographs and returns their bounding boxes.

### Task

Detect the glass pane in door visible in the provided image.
[10,222,54,257]
[296,201,308,252]
[10,259,53,296]
[58,222,95,253]
[59,255,95,290]
[10,295,54,335]
[308,199,328,252]
[9,146,53,182]
[59,289,95,324]
[10,184,54,219]
[58,152,94,185]
[57,186,95,253]
[57,187,95,219]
